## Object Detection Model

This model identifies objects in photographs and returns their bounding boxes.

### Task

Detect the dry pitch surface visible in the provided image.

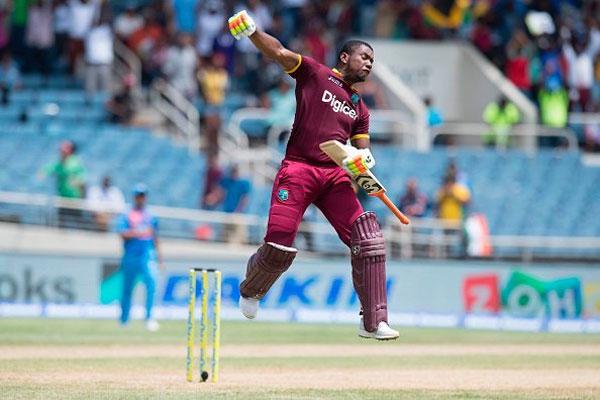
[1,319,600,399]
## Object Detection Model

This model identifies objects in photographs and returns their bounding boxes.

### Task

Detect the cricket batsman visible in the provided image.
[229,10,399,340]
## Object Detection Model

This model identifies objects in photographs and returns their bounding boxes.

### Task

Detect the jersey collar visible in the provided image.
[331,67,358,92]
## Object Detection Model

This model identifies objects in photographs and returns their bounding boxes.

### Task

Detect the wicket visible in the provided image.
[186,268,221,383]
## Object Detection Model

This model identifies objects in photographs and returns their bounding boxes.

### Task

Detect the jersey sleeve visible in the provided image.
[351,102,370,141]
[287,55,320,82]
[115,214,129,233]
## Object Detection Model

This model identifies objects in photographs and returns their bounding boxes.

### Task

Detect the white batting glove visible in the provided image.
[342,146,376,177]
[228,10,257,40]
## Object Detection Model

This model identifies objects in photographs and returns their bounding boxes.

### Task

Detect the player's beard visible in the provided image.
[356,69,369,83]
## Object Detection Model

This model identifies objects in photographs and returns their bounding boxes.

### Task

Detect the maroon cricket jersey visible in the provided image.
[285,56,370,166]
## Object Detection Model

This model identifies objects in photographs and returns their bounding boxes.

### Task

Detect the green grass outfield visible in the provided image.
[1,318,600,399]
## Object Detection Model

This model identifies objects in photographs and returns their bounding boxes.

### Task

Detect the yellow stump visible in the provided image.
[199,270,209,381]
[185,269,196,382]
[211,271,222,383]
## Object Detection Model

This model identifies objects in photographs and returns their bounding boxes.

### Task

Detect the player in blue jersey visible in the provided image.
[116,184,162,331]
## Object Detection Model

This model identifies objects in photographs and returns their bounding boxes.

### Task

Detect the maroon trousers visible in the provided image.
[264,159,364,247]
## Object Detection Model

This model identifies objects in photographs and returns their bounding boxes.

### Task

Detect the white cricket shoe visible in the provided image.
[239,296,259,319]
[145,319,160,332]
[358,318,399,340]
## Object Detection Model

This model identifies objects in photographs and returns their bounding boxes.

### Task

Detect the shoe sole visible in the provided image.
[358,330,399,341]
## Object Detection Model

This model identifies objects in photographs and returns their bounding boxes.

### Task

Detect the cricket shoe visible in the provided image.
[239,296,259,319]
[358,318,399,340]
[145,319,160,332]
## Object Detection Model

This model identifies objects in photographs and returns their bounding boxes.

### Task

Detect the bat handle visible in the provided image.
[375,193,410,225]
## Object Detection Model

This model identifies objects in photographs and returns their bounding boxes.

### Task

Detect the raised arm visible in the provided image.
[229,10,300,72]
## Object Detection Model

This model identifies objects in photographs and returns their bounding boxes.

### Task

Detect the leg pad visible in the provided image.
[351,212,388,332]
[239,242,297,300]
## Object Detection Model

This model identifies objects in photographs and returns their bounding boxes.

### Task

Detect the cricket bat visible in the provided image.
[319,140,410,225]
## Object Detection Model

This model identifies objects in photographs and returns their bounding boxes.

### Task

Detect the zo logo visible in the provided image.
[351,245,361,255]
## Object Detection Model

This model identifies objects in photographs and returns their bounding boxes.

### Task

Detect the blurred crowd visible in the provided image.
[2,0,600,152]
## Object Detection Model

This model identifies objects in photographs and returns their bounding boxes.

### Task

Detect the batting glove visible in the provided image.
[228,10,257,40]
[342,147,376,177]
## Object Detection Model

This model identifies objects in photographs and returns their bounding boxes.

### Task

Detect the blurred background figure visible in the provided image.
[84,3,113,101]
[40,140,86,199]
[53,0,71,68]
[116,184,162,331]
[25,0,54,80]
[67,0,99,76]
[424,96,444,128]
[196,0,225,59]
[217,164,252,243]
[106,74,136,125]
[114,3,143,42]
[482,95,521,148]
[39,140,86,228]
[198,52,229,155]
[0,50,22,105]
[398,178,428,218]
[260,74,295,144]
[436,174,470,224]
[86,175,125,231]
[163,33,197,99]
[200,153,223,210]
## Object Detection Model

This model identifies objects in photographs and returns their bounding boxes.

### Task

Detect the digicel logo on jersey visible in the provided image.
[321,90,357,120]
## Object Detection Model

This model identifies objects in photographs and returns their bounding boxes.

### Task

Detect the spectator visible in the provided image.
[128,11,163,84]
[198,52,229,154]
[163,33,197,99]
[40,140,86,199]
[67,0,99,75]
[9,0,32,64]
[168,0,198,35]
[562,35,597,112]
[538,76,569,128]
[482,95,521,148]
[398,178,428,218]
[201,153,223,210]
[106,74,136,125]
[538,75,569,147]
[303,18,330,64]
[505,30,534,98]
[220,165,251,213]
[0,51,22,105]
[53,0,71,66]
[261,74,296,141]
[86,175,125,231]
[196,0,225,58]
[436,174,470,223]
[26,0,54,79]
[212,24,236,75]
[84,3,113,100]
[0,2,9,50]
[444,159,469,189]
[39,140,86,228]
[218,165,252,243]
[424,96,444,127]
[114,3,143,41]
[116,184,162,331]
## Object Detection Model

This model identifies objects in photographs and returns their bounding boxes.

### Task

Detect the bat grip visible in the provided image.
[375,193,410,225]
